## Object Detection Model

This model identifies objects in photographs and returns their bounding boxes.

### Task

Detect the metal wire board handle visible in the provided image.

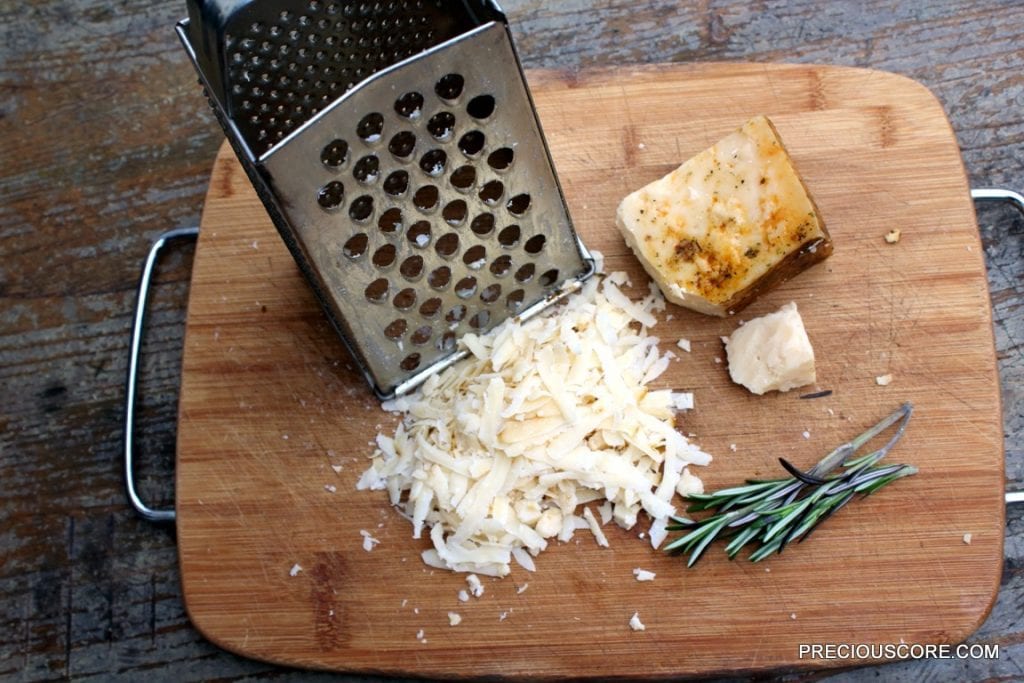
[124,227,198,523]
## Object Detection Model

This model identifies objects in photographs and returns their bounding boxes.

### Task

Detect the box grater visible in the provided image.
[176,0,595,399]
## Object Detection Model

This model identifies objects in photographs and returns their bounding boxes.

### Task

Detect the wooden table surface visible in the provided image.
[1,1,1021,681]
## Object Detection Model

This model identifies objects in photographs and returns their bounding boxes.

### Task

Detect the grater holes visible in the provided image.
[357,112,384,142]
[410,325,432,346]
[539,269,560,287]
[419,297,442,318]
[469,310,491,329]
[470,213,495,237]
[435,73,464,100]
[428,266,451,290]
[489,255,512,277]
[406,221,431,249]
[507,289,525,312]
[419,149,447,177]
[372,244,397,268]
[383,170,409,196]
[435,233,460,258]
[515,263,535,283]
[394,91,424,118]
[455,277,478,299]
[497,225,520,248]
[463,245,487,270]
[442,199,467,225]
[393,288,416,311]
[488,147,514,171]
[378,207,403,233]
[446,304,467,323]
[343,233,369,259]
[365,278,389,303]
[467,95,496,120]
[321,139,349,168]
[457,131,485,157]
[389,131,416,158]
[438,331,457,352]
[507,193,531,216]
[413,185,439,212]
[384,318,407,340]
[317,180,345,210]
[450,165,476,191]
[427,112,455,140]
[479,180,504,205]
[480,284,502,304]
[400,255,424,280]
[349,195,374,222]
[400,353,421,371]
[353,154,380,184]
[524,234,547,254]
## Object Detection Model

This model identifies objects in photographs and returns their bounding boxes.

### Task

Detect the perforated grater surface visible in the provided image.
[176,0,595,399]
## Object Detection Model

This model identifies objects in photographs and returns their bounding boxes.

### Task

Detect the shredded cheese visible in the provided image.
[357,271,712,576]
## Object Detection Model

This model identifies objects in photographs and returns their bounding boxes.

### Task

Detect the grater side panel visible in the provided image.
[262,22,591,397]
[190,0,504,158]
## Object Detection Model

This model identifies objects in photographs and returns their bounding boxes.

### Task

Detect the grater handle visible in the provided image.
[123,226,199,523]
[970,187,1023,507]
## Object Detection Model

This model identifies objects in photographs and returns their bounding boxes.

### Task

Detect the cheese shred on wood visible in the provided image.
[357,272,712,577]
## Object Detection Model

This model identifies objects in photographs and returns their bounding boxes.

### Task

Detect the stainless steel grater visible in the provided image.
[176,0,594,399]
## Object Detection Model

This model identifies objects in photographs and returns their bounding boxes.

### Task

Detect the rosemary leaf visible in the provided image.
[664,403,916,566]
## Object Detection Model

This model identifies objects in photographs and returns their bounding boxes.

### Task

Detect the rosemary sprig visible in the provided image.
[664,402,917,566]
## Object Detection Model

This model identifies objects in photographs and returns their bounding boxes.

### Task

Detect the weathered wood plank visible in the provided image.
[1,0,1021,680]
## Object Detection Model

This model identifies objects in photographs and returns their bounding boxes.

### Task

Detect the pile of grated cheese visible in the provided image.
[356,269,712,577]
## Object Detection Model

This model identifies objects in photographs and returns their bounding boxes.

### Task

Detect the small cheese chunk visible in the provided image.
[725,302,816,395]
[633,568,656,582]
[629,612,646,631]
[616,116,832,317]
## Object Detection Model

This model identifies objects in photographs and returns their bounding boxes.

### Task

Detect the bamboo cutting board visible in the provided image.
[176,63,1004,678]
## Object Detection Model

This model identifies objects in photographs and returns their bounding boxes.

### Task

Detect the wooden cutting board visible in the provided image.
[176,62,1004,678]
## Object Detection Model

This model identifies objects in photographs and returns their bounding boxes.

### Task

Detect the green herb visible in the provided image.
[664,403,916,566]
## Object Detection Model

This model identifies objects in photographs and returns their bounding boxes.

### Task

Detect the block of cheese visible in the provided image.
[724,302,816,395]
[616,115,832,317]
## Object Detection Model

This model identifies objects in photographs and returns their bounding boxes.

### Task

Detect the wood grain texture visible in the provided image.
[1,1,1022,681]
[176,63,1002,679]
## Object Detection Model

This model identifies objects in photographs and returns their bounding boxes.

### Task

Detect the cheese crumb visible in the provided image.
[790,613,797,620]
[324,484,337,493]
[466,574,485,598]
[582,507,609,548]
[516,583,529,594]
[331,465,343,474]
[457,590,469,602]
[629,612,646,631]
[676,339,691,352]
[802,430,810,440]
[448,612,462,626]
[499,611,509,621]
[670,392,694,411]
[963,533,973,545]
[289,563,302,577]
[729,443,737,452]
[876,373,893,386]
[884,229,902,244]
[360,530,380,552]
[633,568,656,582]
